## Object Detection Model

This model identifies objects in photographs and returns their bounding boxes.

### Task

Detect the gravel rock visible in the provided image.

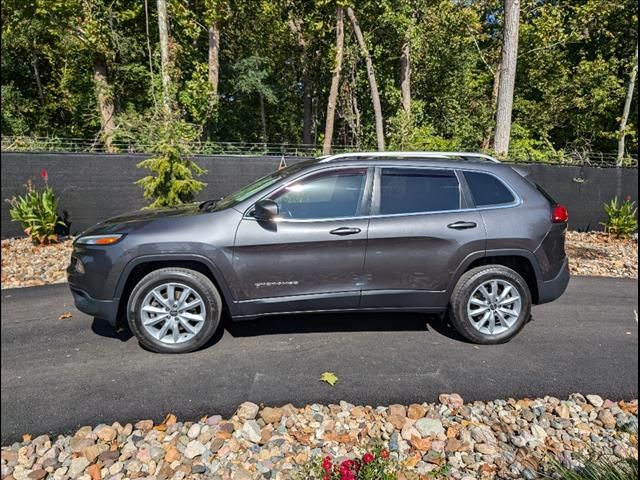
[2,395,637,480]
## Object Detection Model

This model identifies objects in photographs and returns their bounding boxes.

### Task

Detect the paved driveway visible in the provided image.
[1,276,637,443]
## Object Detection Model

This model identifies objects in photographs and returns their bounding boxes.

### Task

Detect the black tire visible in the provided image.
[448,265,531,344]
[127,267,222,353]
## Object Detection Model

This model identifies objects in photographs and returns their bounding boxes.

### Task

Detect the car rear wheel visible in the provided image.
[127,267,222,353]
[448,265,531,344]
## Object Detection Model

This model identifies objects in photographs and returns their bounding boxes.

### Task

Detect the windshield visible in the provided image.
[211,159,317,210]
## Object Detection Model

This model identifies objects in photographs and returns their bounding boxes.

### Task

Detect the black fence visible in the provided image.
[1,152,637,238]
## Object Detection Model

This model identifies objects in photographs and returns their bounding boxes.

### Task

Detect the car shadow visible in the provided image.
[222,311,470,343]
[90,310,473,351]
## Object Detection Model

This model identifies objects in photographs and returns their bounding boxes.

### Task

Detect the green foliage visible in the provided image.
[300,445,403,480]
[0,0,638,157]
[601,196,639,237]
[135,116,207,208]
[541,456,638,480]
[6,173,65,245]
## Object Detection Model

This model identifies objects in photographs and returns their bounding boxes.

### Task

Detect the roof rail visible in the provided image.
[317,151,501,163]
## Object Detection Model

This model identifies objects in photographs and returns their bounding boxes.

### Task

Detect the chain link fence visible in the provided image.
[1,136,637,168]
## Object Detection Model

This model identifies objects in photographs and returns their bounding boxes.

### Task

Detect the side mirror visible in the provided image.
[254,199,279,221]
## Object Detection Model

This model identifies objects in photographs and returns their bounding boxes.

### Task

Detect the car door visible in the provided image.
[361,166,486,309]
[233,167,372,316]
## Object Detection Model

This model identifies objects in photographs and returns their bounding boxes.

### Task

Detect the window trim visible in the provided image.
[460,170,521,209]
[244,166,373,222]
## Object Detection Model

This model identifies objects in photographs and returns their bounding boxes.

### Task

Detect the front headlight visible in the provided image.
[75,234,125,245]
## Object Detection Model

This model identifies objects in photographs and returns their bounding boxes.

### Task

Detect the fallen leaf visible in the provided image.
[22,434,32,442]
[320,371,339,386]
[58,312,73,320]
[164,413,177,425]
[88,463,102,480]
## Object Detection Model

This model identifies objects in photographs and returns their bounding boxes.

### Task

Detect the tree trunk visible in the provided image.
[289,18,313,146]
[259,92,267,144]
[481,65,501,149]
[347,7,385,151]
[156,0,172,112]
[323,7,345,155]
[32,55,44,106]
[208,20,220,98]
[617,43,638,166]
[400,41,411,114]
[493,0,520,156]
[93,56,116,152]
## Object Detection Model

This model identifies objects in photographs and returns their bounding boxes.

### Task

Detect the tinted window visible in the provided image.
[270,168,366,219]
[380,169,460,215]
[464,171,515,206]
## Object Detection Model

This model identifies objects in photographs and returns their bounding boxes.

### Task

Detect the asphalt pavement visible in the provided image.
[1,276,637,444]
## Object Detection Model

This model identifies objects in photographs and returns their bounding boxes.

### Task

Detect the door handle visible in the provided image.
[447,221,477,230]
[329,227,362,236]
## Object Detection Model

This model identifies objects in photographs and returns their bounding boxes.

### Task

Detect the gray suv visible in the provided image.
[67,152,570,353]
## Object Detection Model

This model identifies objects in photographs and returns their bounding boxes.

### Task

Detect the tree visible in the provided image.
[617,43,638,164]
[493,0,521,156]
[156,0,172,112]
[323,6,345,155]
[347,7,385,151]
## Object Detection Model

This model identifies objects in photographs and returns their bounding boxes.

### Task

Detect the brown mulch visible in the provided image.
[1,232,637,289]
[566,231,638,279]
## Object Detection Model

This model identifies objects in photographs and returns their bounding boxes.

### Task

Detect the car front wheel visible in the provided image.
[127,267,222,353]
[448,265,531,344]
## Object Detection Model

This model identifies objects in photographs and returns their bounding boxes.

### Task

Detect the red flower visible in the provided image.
[625,195,632,202]
[380,449,390,459]
[40,168,48,183]
[322,456,333,472]
[362,452,374,464]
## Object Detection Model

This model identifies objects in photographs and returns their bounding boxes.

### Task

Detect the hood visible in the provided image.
[79,203,203,236]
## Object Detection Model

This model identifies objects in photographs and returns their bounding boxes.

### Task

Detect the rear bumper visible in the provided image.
[537,257,570,304]
[69,287,120,327]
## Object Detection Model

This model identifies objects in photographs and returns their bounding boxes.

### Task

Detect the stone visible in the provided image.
[407,404,426,420]
[134,420,154,431]
[95,425,117,442]
[531,425,548,442]
[388,415,407,430]
[241,421,262,443]
[27,470,47,480]
[388,405,407,418]
[555,405,570,419]
[87,464,101,480]
[184,440,206,459]
[439,393,464,410]
[210,439,225,453]
[414,418,444,438]
[598,410,616,429]
[475,443,498,455]
[260,408,283,425]
[187,424,201,439]
[68,458,90,478]
[83,444,109,463]
[108,462,123,475]
[586,395,604,408]
[236,402,260,421]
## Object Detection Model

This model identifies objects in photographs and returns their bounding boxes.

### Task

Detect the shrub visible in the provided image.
[301,448,395,480]
[6,169,65,245]
[136,116,207,208]
[541,455,638,480]
[601,196,638,237]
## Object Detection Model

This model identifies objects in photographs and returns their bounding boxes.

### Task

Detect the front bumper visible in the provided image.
[69,287,120,326]
[537,257,570,304]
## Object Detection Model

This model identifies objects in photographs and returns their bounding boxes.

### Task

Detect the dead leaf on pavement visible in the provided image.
[320,372,339,386]
[22,434,32,442]
[58,312,73,320]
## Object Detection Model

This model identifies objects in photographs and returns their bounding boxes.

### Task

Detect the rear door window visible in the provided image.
[464,171,515,207]
[379,168,461,215]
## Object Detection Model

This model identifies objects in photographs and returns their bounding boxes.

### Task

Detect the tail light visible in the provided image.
[552,204,569,223]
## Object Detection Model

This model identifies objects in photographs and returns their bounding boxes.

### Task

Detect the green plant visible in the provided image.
[5,169,65,245]
[300,446,404,480]
[601,196,638,237]
[541,455,638,480]
[136,116,207,208]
